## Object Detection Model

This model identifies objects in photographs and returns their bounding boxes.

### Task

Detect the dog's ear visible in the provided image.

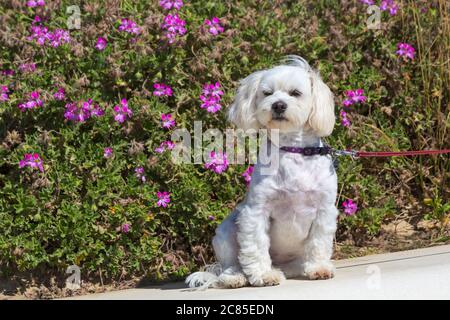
[308,70,335,137]
[228,70,265,130]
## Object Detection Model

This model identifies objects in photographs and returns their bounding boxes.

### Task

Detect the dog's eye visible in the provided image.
[262,90,273,96]
[289,89,302,97]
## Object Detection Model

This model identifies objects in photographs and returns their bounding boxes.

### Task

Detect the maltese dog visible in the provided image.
[186,56,338,289]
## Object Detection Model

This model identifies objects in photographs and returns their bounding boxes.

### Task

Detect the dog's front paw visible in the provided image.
[248,269,285,287]
[304,261,335,280]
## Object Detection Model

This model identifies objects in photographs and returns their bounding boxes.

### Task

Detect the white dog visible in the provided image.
[186,56,338,289]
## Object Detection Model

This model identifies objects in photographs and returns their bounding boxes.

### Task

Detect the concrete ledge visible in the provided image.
[69,244,450,300]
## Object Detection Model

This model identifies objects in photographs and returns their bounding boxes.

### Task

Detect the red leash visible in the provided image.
[356,149,450,158]
[333,149,450,158]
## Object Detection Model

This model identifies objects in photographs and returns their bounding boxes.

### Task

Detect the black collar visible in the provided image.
[280,145,332,156]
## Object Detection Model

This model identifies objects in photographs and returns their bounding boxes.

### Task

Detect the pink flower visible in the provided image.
[202,82,224,98]
[161,13,186,44]
[351,89,366,103]
[342,199,358,216]
[200,95,222,113]
[28,25,70,47]
[90,104,104,117]
[19,63,36,73]
[30,91,40,100]
[121,223,131,233]
[64,102,87,122]
[64,99,104,122]
[153,83,173,97]
[53,88,65,101]
[205,151,228,174]
[64,102,77,120]
[159,0,183,10]
[95,37,107,51]
[161,113,175,129]
[343,89,366,106]
[135,166,146,182]
[242,166,254,185]
[104,147,113,158]
[48,29,70,47]
[359,0,374,4]
[155,140,175,153]
[118,19,142,35]
[113,98,133,123]
[389,4,399,15]
[154,144,165,154]
[28,25,48,46]
[342,99,353,107]
[1,69,15,76]
[396,43,415,61]
[157,191,171,207]
[340,110,351,128]
[27,0,45,8]
[204,17,224,36]
[19,153,44,172]
[165,141,175,150]
[380,0,399,15]
[200,82,223,113]
[32,15,41,25]
[18,91,43,111]
[1,86,10,102]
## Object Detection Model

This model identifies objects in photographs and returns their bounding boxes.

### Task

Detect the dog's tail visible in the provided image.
[185,263,223,290]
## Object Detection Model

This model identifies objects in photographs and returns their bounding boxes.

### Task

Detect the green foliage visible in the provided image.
[0,0,448,281]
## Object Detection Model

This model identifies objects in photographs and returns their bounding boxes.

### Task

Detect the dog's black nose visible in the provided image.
[271,101,287,114]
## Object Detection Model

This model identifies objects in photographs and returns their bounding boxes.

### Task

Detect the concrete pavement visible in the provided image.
[70,244,450,300]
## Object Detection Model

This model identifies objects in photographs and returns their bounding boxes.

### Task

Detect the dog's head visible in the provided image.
[228,56,335,136]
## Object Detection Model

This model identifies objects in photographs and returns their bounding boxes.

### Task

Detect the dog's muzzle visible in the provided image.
[271,101,287,120]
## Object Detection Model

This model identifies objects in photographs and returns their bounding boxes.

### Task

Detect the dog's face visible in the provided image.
[228,56,335,136]
[254,66,314,132]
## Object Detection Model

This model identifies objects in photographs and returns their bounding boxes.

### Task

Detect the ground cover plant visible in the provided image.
[0,0,449,298]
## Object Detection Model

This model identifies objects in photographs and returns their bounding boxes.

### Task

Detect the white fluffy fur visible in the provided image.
[186,56,338,289]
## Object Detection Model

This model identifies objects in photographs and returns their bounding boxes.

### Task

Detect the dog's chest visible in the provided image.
[273,154,335,212]
[264,154,336,261]
[273,153,336,193]
[269,189,319,243]
[268,189,322,263]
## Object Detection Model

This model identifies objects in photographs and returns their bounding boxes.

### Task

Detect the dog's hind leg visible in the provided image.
[186,211,245,289]
[213,212,248,288]
[212,211,239,269]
